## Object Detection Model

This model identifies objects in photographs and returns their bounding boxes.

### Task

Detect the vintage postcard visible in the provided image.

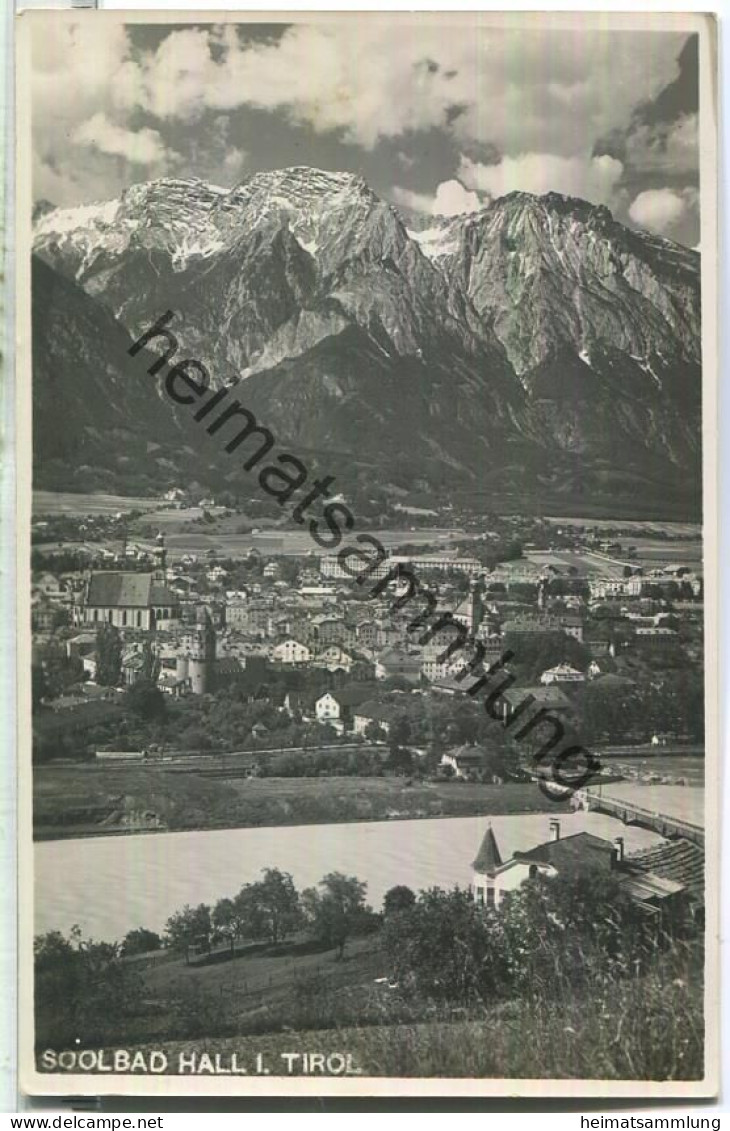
[16,10,718,1098]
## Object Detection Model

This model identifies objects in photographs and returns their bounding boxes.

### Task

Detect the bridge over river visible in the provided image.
[575,782,704,846]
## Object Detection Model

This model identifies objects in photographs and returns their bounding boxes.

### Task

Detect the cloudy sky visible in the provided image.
[31,17,700,247]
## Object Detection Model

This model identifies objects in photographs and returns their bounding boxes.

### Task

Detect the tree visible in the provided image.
[34,928,137,1047]
[125,679,167,721]
[386,745,414,775]
[499,868,652,997]
[96,623,122,687]
[579,679,642,743]
[503,629,590,684]
[139,640,161,684]
[301,872,370,959]
[381,887,507,1004]
[389,714,412,749]
[212,897,245,954]
[364,721,387,742]
[242,869,301,946]
[120,927,162,958]
[383,885,416,917]
[278,559,302,586]
[35,640,83,700]
[164,903,212,964]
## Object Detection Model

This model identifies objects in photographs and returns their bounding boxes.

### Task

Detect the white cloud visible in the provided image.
[394,179,482,216]
[30,20,693,208]
[458,152,624,207]
[391,186,436,214]
[628,188,687,233]
[432,180,482,216]
[223,148,247,179]
[72,113,173,165]
[37,21,685,155]
[624,113,698,174]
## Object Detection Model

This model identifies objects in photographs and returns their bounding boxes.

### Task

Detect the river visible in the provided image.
[34,810,669,942]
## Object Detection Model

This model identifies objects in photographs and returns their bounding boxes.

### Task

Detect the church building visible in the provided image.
[73,532,180,630]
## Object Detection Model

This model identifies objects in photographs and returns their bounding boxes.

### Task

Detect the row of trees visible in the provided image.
[164,868,375,963]
[35,867,698,1055]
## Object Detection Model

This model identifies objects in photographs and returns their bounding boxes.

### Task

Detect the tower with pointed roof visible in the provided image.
[454,577,484,637]
[471,824,503,909]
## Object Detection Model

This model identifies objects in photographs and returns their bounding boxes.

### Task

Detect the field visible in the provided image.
[545,517,702,537]
[526,543,703,575]
[160,527,468,560]
[33,766,564,840]
[525,549,629,577]
[628,539,703,569]
[36,930,704,1080]
[33,491,170,516]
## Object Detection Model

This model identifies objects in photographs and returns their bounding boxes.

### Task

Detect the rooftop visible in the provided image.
[501,686,573,710]
[86,572,178,608]
[472,825,503,874]
[513,831,615,871]
[627,838,704,902]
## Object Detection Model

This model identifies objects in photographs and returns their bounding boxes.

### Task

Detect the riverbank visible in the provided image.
[33,767,565,841]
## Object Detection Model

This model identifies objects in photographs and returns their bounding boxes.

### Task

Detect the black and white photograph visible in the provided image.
[16,10,718,1097]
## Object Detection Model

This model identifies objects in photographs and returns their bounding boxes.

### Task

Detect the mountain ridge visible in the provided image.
[32,167,702,515]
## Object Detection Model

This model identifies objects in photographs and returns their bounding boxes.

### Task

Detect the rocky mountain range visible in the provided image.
[32,167,702,516]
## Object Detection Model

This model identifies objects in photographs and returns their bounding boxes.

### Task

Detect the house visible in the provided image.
[502,614,583,643]
[271,639,311,665]
[315,645,353,674]
[539,663,585,686]
[314,684,377,730]
[634,626,679,648]
[441,744,489,779]
[470,819,688,920]
[355,620,381,650]
[499,685,573,724]
[65,632,98,659]
[121,648,147,687]
[214,657,247,689]
[558,613,585,643]
[430,674,473,697]
[375,648,422,684]
[590,577,643,600]
[32,600,59,633]
[284,690,320,719]
[627,838,704,922]
[310,615,347,646]
[314,691,343,726]
[352,700,402,736]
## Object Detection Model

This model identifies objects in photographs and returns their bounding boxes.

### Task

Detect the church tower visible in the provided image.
[187,606,216,695]
[454,577,484,636]
[153,531,168,581]
[467,577,484,636]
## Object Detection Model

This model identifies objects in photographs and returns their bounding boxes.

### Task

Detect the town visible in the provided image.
[31,494,704,838]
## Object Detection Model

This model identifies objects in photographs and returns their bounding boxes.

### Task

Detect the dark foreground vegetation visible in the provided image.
[36,867,702,1080]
